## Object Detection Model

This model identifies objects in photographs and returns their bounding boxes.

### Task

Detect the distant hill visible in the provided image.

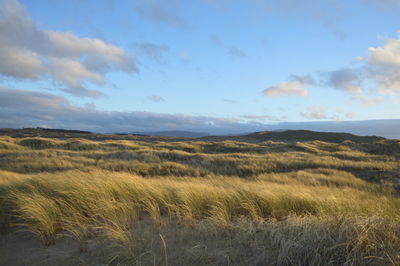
[269,119,400,139]
[0,128,187,142]
[199,130,385,143]
[135,131,210,138]
[247,130,384,143]
[0,127,93,134]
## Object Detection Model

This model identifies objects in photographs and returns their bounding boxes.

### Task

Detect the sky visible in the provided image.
[1,0,400,135]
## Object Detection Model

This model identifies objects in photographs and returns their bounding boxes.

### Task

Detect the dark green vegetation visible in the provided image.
[0,128,399,265]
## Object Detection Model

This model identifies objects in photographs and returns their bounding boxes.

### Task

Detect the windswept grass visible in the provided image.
[0,133,399,265]
[1,171,399,264]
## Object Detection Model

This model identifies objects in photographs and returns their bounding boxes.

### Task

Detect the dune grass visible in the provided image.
[0,135,399,265]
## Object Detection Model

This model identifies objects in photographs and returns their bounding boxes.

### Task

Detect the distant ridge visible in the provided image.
[247,130,384,143]
[268,119,400,139]
[0,127,92,135]
[199,130,385,143]
[32,127,92,134]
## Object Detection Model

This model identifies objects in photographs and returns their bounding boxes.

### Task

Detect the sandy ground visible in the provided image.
[0,232,89,266]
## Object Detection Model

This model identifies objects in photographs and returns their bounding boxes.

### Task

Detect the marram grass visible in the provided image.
[1,171,399,265]
[0,135,399,265]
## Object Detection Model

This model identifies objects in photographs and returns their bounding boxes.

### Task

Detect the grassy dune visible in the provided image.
[0,133,399,265]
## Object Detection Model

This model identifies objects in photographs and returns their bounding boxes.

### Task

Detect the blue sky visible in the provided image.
[1,0,400,134]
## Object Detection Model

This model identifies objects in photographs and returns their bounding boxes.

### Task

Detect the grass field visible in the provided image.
[0,129,399,265]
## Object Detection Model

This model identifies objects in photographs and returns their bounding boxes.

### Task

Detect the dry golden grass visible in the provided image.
[0,134,399,265]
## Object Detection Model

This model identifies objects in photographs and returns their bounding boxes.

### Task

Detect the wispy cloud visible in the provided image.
[362,0,400,10]
[210,34,247,58]
[206,0,346,39]
[136,42,169,63]
[227,46,247,58]
[223,99,237,104]
[0,0,136,97]
[177,52,191,63]
[148,95,165,102]
[134,0,188,29]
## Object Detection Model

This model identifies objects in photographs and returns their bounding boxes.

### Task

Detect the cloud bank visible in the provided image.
[0,87,270,134]
[1,87,398,138]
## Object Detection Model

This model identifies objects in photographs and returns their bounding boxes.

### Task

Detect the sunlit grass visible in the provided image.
[0,135,399,265]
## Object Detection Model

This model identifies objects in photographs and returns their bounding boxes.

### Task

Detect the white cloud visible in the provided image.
[263,81,308,96]
[0,45,44,79]
[368,36,400,65]
[362,34,400,95]
[46,31,121,57]
[50,58,105,88]
[0,0,136,97]
[263,75,313,96]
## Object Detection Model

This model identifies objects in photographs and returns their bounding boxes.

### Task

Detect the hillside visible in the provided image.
[246,130,384,143]
[0,128,389,143]
[0,128,399,265]
[0,128,189,142]
[197,129,386,143]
